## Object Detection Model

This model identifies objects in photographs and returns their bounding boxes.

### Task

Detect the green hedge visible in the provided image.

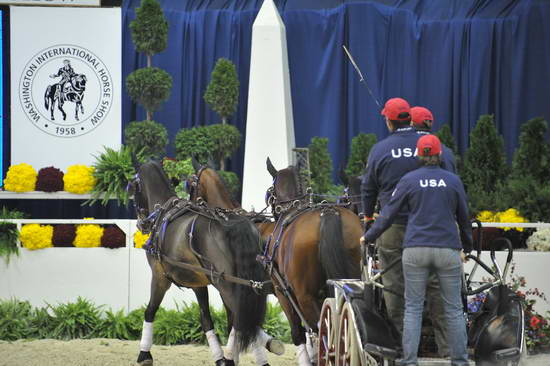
[0,298,291,344]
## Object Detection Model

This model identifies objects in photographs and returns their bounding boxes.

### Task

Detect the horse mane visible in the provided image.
[214,170,241,207]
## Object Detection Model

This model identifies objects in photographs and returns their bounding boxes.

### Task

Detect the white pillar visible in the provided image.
[242,0,295,212]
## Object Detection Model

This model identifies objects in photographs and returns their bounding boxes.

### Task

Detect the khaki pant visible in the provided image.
[377,224,449,357]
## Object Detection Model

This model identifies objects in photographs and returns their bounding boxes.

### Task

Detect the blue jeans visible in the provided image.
[401,247,468,366]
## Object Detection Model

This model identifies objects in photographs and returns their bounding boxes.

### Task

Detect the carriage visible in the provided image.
[317,222,526,366]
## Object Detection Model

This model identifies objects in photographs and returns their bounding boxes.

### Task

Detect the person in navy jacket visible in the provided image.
[410,106,457,173]
[363,135,473,366]
[360,97,449,356]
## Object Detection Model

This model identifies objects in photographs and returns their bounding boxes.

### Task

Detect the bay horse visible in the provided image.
[263,158,363,365]
[128,161,267,366]
[44,74,86,121]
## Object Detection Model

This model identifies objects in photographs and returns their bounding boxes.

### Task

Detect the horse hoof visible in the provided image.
[137,351,153,365]
[267,338,285,355]
[222,359,236,366]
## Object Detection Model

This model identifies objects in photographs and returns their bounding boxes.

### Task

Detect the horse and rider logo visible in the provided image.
[19,44,113,138]
[45,59,87,122]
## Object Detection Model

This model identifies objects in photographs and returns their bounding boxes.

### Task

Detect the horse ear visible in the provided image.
[191,155,201,172]
[266,157,278,178]
[338,165,349,186]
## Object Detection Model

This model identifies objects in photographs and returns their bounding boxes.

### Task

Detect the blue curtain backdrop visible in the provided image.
[122,0,550,184]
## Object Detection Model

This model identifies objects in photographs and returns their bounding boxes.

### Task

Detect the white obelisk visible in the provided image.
[242,0,295,211]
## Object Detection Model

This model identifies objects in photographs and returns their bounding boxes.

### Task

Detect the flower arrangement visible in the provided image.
[52,225,76,247]
[101,226,126,249]
[36,167,64,192]
[134,230,150,249]
[63,165,96,194]
[73,224,104,248]
[476,208,527,231]
[527,228,550,252]
[20,224,53,250]
[3,163,37,192]
[509,263,550,353]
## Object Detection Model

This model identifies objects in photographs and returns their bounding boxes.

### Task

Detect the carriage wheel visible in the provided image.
[336,302,364,366]
[318,298,337,366]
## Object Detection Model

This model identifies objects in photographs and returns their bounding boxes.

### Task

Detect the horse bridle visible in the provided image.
[266,167,312,217]
[127,173,157,233]
[186,165,207,203]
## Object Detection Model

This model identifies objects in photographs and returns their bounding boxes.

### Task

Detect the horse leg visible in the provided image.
[75,102,79,121]
[223,300,280,363]
[192,287,225,365]
[137,273,171,365]
[57,101,67,121]
[275,289,311,366]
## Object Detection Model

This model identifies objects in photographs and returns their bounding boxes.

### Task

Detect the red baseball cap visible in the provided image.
[410,106,434,128]
[417,134,442,156]
[380,98,411,121]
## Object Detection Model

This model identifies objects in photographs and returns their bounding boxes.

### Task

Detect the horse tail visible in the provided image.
[45,85,52,109]
[224,218,267,351]
[319,208,357,281]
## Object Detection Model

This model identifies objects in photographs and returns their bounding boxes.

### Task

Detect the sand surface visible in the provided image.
[0,338,297,366]
[1,339,549,365]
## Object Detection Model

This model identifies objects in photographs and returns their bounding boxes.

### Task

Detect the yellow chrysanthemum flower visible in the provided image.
[496,208,527,232]
[4,163,37,192]
[20,224,53,250]
[134,230,151,249]
[476,210,495,222]
[63,165,96,194]
[73,224,104,248]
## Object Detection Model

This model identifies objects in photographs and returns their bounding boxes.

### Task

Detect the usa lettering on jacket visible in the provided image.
[391,148,418,158]
[419,179,447,187]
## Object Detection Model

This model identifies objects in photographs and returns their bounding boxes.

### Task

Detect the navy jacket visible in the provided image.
[361,127,422,224]
[416,130,456,173]
[364,166,473,253]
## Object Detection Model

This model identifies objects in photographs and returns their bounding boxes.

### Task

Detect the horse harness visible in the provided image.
[258,184,348,334]
[136,196,270,293]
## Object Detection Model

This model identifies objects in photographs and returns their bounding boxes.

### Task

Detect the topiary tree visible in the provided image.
[346,133,377,177]
[208,124,241,170]
[130,0,168,67]
[126,68,172,120]
[127,0,172,121]
[124,120,168,160]
[174,126,215,163]
[461,115,509,213]
[497,117,550,221]
[308,137,333,194]
[510,117,550,183]
[204,58,240,124]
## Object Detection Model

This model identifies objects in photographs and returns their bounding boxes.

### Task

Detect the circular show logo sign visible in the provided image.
[19,44,113,138]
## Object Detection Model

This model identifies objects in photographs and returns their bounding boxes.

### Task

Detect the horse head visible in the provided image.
[71,74,87,91]
[338,167,364,215]
[265,157,305,215]
[128,160,175,232]
[186,156,238,209]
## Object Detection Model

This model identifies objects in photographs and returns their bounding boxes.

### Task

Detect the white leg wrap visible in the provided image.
[256,328,270,347]
[139,321,153,352]
[306,333,318,363]
[296,343,311,366]
[252,342,269,365]
[206,329,224,361]
[225,327,240,364]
